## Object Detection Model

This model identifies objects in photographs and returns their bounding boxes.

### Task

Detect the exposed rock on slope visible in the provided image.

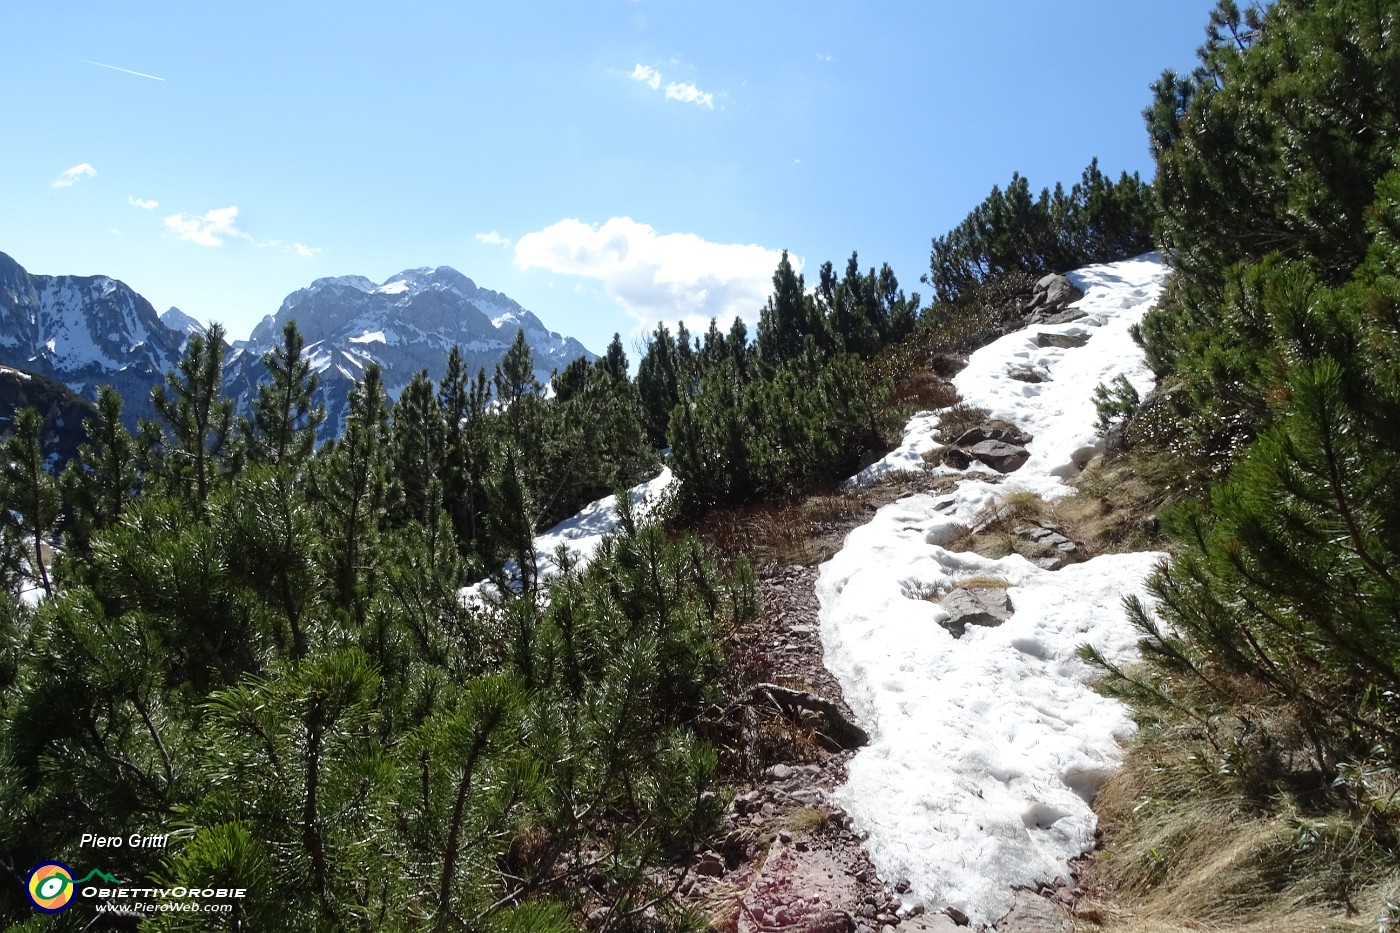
[0,251,185,424]
[227,266,595,439]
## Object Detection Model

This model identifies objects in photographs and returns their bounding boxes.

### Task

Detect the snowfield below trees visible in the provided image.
[460,467,675,603]
[819,255,1168,925]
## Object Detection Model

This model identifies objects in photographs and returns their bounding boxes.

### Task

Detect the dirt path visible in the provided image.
[671,476,1079,933]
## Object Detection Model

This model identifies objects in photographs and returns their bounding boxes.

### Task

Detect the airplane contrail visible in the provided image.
[73,58,166,82]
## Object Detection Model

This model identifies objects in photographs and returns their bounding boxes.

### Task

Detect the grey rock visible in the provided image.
[0,250,186,427]
[1007,367,1049,384]
[692,851,725,877]
[900,915,960,931]
[228,265,594,443]
[1103,419,1130,463]
[1038,306,1087,325]
[939,587,1014,638]
[994,891,1072,933]
[968,440,1031,473]
[942,447,973,470]
[1034,331,1090,349]
[953,422,1034,447]
[1034,273,1084,309]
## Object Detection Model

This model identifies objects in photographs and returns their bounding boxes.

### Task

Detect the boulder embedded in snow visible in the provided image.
[938,587,1013,638]
[1034,273,1084,309]
[1037,306,1087,325]
[1007,366,1050,383]
[967,440,1030,473]
[953,423,1033,448]
[1035,331,1089,349]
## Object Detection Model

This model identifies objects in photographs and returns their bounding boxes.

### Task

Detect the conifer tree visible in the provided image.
[637,323,681,447]
[755,250,812,368]
[310,364,391,623]
[0,407,60,599]
[244,320,323,470]
[390,370,448,528]
[60,386,138,562]
[150,322,237,509]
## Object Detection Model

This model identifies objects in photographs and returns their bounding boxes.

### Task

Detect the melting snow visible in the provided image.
[819,254,1168,925]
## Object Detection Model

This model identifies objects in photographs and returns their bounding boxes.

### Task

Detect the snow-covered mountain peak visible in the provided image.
[0,251,186,425]
[306,274,378,294]
[226,264,595,442]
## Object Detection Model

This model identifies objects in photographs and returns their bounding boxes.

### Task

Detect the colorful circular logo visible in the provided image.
[26,861,76,913]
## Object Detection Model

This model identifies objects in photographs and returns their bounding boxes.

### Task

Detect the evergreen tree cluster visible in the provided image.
[924,159,1156,304]
[0,321,752,931]
[638,251,921,517]
[1137,0,1400,478]
[1098,0,1400,796]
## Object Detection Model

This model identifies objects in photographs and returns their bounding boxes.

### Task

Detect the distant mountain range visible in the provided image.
[0,251,186,426]
[0,251,595,442]
[226,265,592,439]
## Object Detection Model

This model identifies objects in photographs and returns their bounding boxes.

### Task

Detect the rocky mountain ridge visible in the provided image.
[0,251,594,440]
[0,251,186,425]
[228,265,592,439]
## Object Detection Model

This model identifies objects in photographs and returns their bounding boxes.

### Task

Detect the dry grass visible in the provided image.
[892,370,961,411]
[1073,666,1400,933]
[779,805,831,835]
[696,472,956,572]
[949,574,1012,590]
[935,403,992,443]
[940,490,1071,563]
[1055,451,1182,555]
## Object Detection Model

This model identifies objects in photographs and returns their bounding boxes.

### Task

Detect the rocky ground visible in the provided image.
[673,493,1085,933]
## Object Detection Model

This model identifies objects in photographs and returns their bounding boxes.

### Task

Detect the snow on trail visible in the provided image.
[818,255,1168,925]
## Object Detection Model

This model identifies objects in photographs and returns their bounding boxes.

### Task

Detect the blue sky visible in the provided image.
[2,1,1215,356]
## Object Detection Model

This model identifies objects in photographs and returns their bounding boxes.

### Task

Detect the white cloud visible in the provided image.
[515,216,792,333]
[128,195,159,210]
[292,242,321,258]
[163,206,251,247]
[664,81,713,109]
[629,63,662,90]
[475,230,511,247]
[52,163,96,188]
[816,52,835,62]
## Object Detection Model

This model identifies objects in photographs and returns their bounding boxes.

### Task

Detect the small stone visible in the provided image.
[945,906,970,926]
[764,763,795,782]
[942,447,972,470]
[692,851,725,877]
[895,879,911,894]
